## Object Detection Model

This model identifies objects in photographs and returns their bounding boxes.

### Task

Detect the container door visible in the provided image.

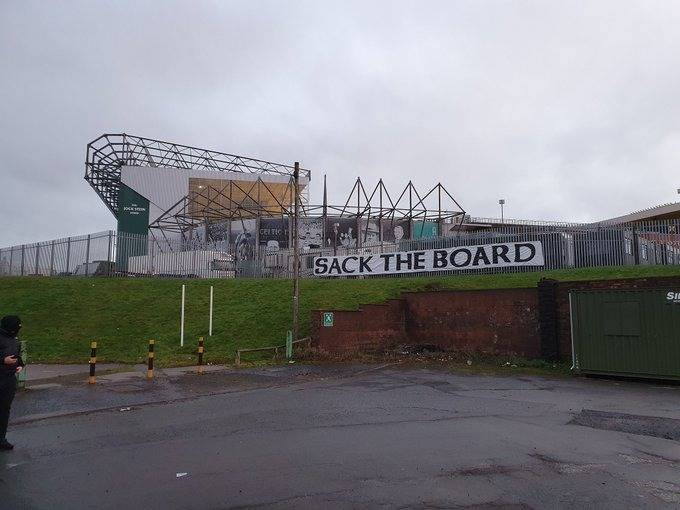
[571,289,680,379]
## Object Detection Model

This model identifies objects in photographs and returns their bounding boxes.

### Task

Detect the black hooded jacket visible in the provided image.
[0,328,23,380]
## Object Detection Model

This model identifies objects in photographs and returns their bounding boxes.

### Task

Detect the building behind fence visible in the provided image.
[1,219,679,279]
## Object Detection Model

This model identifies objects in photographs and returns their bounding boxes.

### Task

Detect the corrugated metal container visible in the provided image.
[570,289,680,380]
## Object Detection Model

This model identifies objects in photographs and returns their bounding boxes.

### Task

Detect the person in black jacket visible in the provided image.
[0,315,24,451]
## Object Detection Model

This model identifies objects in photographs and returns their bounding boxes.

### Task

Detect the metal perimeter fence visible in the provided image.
[1,219,679,279]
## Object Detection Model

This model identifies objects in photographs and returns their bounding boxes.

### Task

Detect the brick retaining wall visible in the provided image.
[403,288,540,357]
[311,275,680,361]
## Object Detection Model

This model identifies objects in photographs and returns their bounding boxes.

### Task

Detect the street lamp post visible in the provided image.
[498,199,505,223]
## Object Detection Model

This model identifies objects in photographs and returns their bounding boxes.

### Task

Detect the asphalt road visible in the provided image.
[2,364,680,509]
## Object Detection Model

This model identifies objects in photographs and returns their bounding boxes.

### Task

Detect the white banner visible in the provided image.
[313,241,545,277]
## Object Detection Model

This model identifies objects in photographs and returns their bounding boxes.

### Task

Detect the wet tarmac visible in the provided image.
[2,364,680,509]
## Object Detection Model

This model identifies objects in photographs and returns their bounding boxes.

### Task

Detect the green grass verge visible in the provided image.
[1,265,678,365]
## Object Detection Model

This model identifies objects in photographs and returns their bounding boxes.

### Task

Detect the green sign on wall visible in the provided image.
[323,312,334,327]
[116,184,150,270]
[117,184,150,235]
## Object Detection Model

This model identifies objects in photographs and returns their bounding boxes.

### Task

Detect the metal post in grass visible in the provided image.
[147,339,155,379]
[209,285,214,337]
[180,284,186,347]
[197,336,204,374]
[286,330,293,360]
[88,341,97,384]
[17,340,27,389]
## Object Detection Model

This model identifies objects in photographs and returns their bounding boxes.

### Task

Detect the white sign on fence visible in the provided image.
[313,241,545,277]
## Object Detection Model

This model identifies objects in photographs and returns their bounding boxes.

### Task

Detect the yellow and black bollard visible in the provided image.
[197,336,204,374]
[147,339,155,379]
[88,341,97,384]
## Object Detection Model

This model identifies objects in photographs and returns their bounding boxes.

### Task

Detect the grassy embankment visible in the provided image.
[0,265,678,366]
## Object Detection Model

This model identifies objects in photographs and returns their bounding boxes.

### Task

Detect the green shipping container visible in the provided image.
[570,289,680,380]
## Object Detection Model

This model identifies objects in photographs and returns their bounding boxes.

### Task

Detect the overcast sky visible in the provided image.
[1,1,679,246]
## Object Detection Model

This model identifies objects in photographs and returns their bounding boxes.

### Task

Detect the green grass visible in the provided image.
[1,265,678,365]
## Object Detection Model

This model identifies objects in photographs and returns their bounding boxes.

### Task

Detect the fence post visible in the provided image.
[107,231,113,276]
[65,236,71,274]
[150,237,155,275]
[49,240,55,276]
[85,234,91,276]
[9,247,14,275]
[20,245,25,276]
[34,243,40,275]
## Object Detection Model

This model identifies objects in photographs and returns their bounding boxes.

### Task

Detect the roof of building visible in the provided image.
[85,133,311,217]
[599,202,680,224]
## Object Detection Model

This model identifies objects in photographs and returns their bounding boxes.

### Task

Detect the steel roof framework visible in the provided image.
[149,177,466,244]
[85,133,311,216]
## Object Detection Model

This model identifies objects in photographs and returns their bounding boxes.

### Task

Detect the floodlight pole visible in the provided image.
[292,163,300,343]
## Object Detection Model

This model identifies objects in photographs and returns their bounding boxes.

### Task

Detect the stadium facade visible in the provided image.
[84,134,466,275]
[0,133,676,279]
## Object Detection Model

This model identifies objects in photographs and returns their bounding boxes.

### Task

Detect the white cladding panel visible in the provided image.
[128,250,234,278]
[120,166,308,225]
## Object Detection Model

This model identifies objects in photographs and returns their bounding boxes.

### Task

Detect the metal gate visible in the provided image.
[570,289,680,380]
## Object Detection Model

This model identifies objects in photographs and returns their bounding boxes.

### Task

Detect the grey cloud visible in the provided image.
[1,0,679,245]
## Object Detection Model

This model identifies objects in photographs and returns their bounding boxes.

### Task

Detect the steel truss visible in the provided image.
[85,133,311,216]
[149,176,466,244]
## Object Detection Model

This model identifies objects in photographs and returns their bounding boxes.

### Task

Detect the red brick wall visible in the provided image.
[312,299,407,354]
[311,275,680,361]
[311,289,540,357]
[403,289,540,357]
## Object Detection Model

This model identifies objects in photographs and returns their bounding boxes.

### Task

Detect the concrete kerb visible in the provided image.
[21,363,230,389]
[12,363,400,426]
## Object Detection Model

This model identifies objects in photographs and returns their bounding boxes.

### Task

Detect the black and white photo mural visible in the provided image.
[381,219,411,243]
[230,218,256,261]
[359,218,381,245]
[184,224,207,248]
[325,218,357,250]
[207,220,230,243]
[259,218,289,253]
[298,217,324,251]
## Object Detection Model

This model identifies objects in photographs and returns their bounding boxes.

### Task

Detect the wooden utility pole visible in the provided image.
[292,162,300,342]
